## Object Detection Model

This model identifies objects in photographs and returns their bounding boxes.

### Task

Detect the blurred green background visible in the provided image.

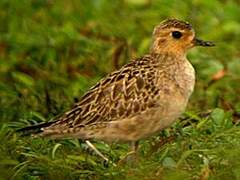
[0,0,240,179]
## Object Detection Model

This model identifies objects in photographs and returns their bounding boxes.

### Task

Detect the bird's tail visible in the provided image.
[16,121,57,136]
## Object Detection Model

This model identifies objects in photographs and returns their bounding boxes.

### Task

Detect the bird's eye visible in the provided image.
[172,31,182,39]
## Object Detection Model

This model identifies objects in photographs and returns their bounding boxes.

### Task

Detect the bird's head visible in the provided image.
[150,19,215,55]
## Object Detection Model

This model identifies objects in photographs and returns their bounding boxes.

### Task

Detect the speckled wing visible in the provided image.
[43,55,162,131]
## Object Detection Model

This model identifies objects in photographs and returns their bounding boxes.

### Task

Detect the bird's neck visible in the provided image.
[150,52,187,65]
[150,39,188,58]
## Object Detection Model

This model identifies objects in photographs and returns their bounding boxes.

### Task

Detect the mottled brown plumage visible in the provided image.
[23,19,214,144]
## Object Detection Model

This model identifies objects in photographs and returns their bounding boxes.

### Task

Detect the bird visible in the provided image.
[19,19,214,159]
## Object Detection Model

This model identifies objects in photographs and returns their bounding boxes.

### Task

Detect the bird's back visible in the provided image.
[39,53,195,141]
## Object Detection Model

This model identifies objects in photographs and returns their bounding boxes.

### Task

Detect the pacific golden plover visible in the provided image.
[20,19,214,159]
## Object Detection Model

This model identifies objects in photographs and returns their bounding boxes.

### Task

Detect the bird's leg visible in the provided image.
[118,141,139,165]
[130,141,139,152]
[85,140,109,162]
[127,141,139,159]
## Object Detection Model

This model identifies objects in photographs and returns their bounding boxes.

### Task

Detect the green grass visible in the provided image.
[1,0,240,179]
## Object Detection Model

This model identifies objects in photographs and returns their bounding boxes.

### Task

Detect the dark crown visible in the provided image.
[159,19,192,30]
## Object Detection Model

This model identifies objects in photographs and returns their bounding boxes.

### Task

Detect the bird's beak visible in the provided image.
[193,38,215,47]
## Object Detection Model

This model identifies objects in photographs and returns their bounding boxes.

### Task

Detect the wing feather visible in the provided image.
[44,55,162,131]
